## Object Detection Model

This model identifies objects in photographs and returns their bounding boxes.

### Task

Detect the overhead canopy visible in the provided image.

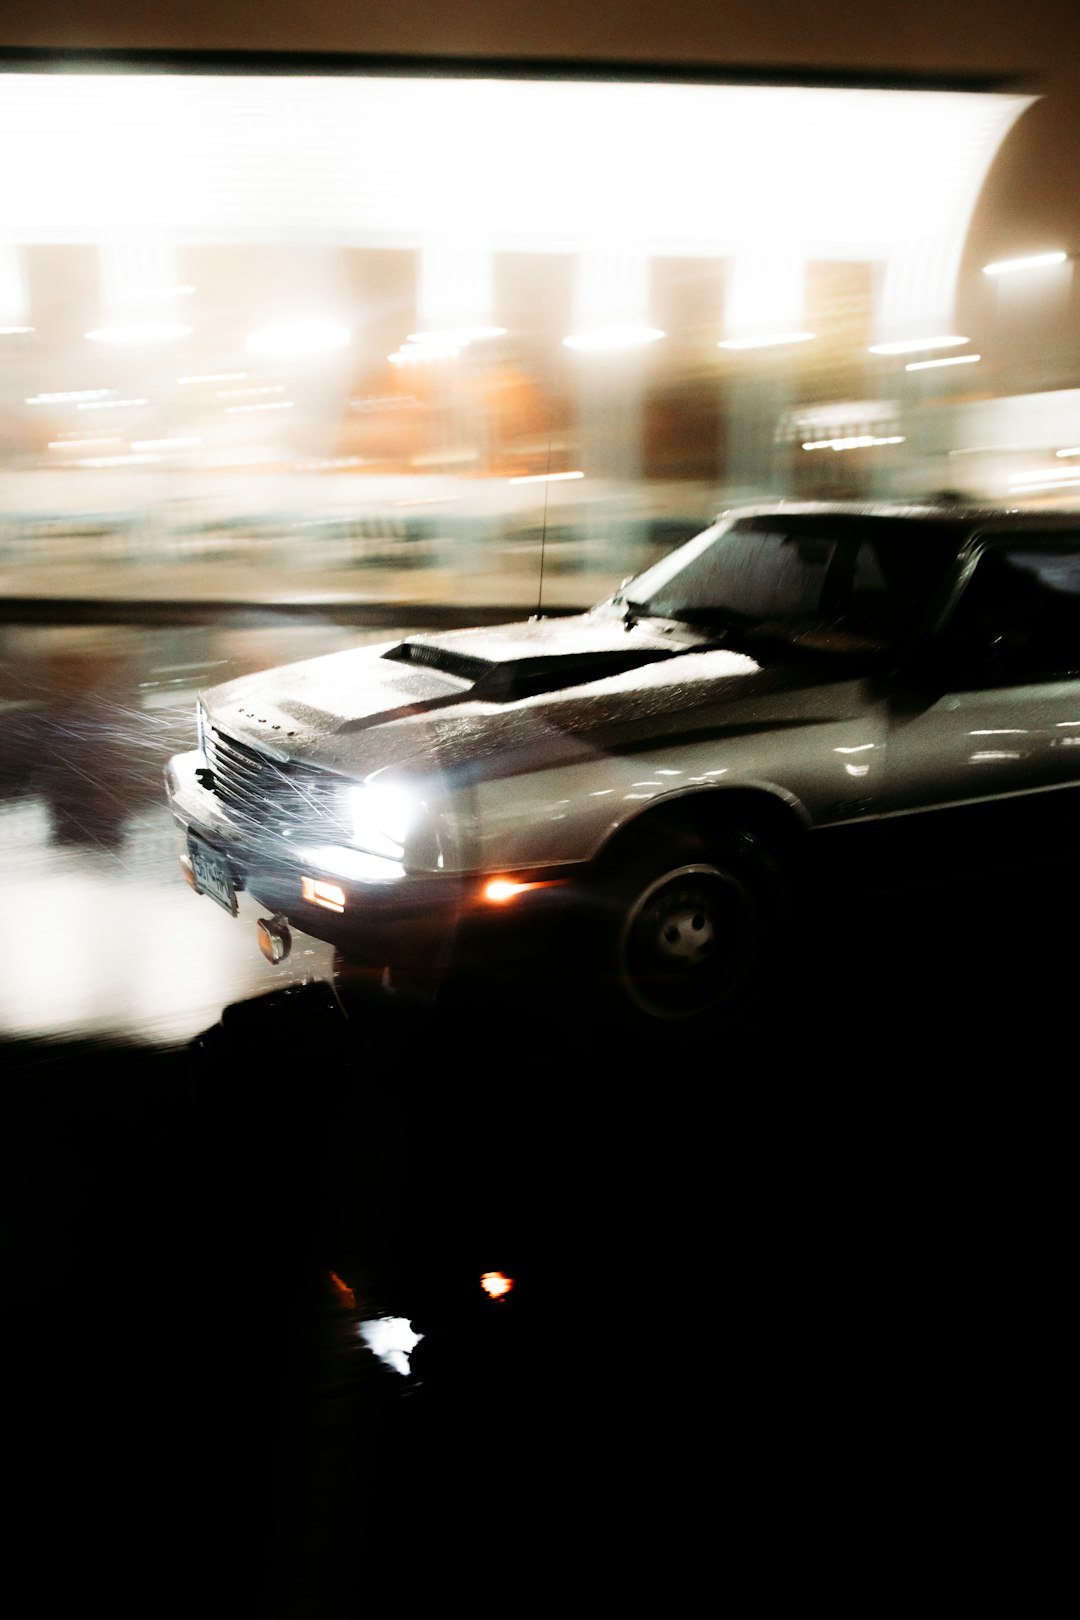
[0,75,1028,251]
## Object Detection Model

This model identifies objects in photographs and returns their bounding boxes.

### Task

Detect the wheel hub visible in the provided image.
[657,902,716,962]
[620,861,759,1021]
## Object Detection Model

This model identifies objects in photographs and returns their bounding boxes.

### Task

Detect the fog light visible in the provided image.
[257,915,292,964]
[301,876,346,913]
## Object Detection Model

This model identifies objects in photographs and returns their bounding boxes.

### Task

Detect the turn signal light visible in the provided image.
[481,877,564,904]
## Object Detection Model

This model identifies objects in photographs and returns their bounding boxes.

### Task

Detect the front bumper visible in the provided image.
[166,748,465,981]
[164,749,581,992]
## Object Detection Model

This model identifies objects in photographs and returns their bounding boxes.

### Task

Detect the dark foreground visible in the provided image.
[2,879,1071,1611]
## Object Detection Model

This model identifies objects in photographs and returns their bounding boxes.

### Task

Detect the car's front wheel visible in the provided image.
[598,829,782,1027]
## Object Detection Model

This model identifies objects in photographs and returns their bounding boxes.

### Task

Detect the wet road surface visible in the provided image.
[0,617,415,1042]
[3,974,1070,1612]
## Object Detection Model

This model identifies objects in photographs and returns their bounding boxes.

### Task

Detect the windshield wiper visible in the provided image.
[614,596,733,643]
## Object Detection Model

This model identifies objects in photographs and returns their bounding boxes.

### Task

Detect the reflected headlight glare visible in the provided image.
[196,699,207,756]
[349,781,417,859]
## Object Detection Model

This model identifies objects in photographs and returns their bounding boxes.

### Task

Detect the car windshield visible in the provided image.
[616,515,956,655]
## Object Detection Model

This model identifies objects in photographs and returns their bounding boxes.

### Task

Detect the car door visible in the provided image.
[879,532,1080,815]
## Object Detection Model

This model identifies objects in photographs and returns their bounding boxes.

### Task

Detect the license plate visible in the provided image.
[188,833,238,915]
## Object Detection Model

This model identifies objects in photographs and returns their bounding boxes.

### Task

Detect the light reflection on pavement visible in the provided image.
[0,622,401,1042]
[0,796,335,1041]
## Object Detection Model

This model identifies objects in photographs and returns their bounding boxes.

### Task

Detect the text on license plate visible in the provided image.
[188,835,238,915]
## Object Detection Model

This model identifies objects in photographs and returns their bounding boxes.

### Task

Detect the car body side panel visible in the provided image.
[880,675,1080,814]
[445,681,888,871]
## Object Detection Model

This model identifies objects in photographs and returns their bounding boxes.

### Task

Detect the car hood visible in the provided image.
[200,611,859,783]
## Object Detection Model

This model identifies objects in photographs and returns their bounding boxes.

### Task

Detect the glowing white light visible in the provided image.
[868,334,969,354]
[358,1317,423,1378]
[77,397,147,410]
[563,326,664,351]
[0,78,1030,278]
[415,240,496,346]
[406,325,505,346]
[803,434,905,451]
[28,389,112,404]
[0,242,29,328]
[48,436,120,451]
[1055,447,1080,458]
[0,78,1036,396]
[719,331,815,350]
[131,436,202,450]
[393,494,460,506]
[224,400,294,413]
[1008,464,1080,487]
[245,319,350,356]
[388,345,460,364]
[178,372,247,384]
[723,247,808,347]
[350,780,417,860]
[74,453,161,467]
[905,353,981,371]
[296,844,405,883]
[1012,476,1080,493]
[86,321,192,345]
[123,284,195,304]
[983,251,1068,276]
[508,470,584,484]
[216,384,285,398]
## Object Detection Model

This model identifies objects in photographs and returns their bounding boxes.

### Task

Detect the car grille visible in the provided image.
[204,725,347,835]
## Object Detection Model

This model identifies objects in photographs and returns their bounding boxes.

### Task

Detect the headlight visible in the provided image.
[196,698,207,756]
[349,779,418,860]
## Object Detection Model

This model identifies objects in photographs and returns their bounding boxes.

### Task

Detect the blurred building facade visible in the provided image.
[1,14,1079,589]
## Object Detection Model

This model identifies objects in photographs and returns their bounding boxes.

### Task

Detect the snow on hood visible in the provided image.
[200,610,824,783]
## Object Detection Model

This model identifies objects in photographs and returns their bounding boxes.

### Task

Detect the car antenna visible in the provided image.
[532,417,554,621]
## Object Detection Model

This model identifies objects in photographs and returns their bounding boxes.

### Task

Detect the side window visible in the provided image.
[946,537,1080,683]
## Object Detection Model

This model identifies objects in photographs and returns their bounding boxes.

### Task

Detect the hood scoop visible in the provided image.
[383,637,680,703]
[383,640,493,685]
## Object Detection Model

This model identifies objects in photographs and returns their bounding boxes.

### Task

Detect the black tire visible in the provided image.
[598,828,781,1027]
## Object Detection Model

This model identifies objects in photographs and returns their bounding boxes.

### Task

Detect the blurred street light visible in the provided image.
[868,334,969,354]
[982,251,1069,276]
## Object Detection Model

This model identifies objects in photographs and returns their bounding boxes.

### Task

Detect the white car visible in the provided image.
[166,502,1080,1026]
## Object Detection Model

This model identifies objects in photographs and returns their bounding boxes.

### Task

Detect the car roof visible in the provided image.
[716,499,1080,541]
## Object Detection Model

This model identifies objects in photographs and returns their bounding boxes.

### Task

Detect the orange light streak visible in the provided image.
[328,1271,356,1309]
